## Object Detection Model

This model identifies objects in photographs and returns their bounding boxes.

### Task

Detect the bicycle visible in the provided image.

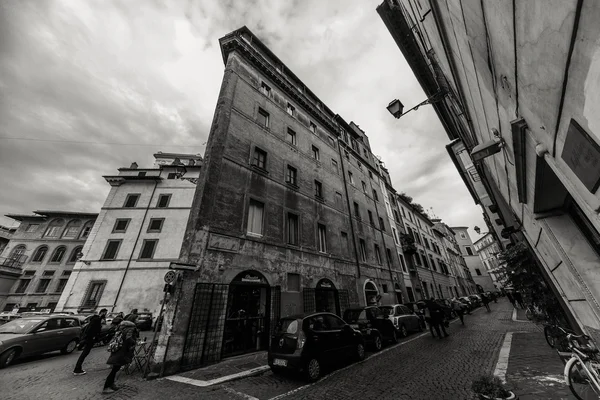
[564,332,600,399]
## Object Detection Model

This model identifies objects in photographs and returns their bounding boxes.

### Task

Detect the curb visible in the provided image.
[164,365,270,387]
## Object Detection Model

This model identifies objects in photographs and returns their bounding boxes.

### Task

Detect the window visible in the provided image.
[369,171,373,179]
[460,232,467,240]
[475,268,482,276]
[424,238,430,249]
[113,219,130,233]
[372,190,379,201]
[26,303,38,309]
[26,224,39,232]
[344,150,350,160]
[62,220,82,238]
[260,82,271,97]
[341,232,349,252]
[82,281,106,308]
[32,246,48,262]
[386,248,393,265]
[287,128,297,145]
[348,171,354,184]
[362,181,367,193]
[167,172,177,179]
[157,194,171,208]
[328,136,335,147]
[406,287,415,302]
[14,279,30,293]
[36,279,51,293]
[24,270,35,276]
[465,246,474,256]
[247,199,264,235]
[45,219,64,237]
[148,218,164,233]
[379,217,385,231]
[331,159,339,175]
[287,213,299,245]
[287,273,300,292]
[43,270,55,276]
[124,194,140,208]
[138,171,146,177]
[3,303,16,312]
[314,180,323,198]
[309,121,317,133]
[357,162,363,171]
[252,147,267,169]
[414,253,422,266]
[399,254,407,272]
[382,284,388,294]
[286,165,297,186]
[257,108,269,128]
[80,222,93,239]
[317,224,327,252]
[354,202,360,219]
[311,145,320,161]
[421,251,429,268]
[101,240,122,260]
[374,244,382,265]
[62,270,71,277]
[393,210,400,222]
[429,255,437,272]
[334,192,343,208]
[286,102,295,116]
[139,239,158,259]
[50,247,66,263]
[359,239,367,261]
[368,210,374,225]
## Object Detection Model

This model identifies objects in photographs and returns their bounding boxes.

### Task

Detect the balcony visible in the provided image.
[0,255,26,272]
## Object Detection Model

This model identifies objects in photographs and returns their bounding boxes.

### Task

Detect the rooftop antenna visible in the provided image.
[429,207,439,219]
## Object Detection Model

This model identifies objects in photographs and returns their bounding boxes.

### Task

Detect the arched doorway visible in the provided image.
[222,270,271,358]
[364,281,379,306]
[394,283,403,304]
[315,278,340,314]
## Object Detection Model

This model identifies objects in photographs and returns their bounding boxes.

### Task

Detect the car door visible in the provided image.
[63,317,81,343]
[323,314,351,359]
[24,319,60,355]
[305,315,332,361]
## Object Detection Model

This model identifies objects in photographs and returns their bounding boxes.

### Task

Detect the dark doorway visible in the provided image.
[365,281,379,305]
[222,271,270,358]
[394,283,403,303]
[314,279,340,314]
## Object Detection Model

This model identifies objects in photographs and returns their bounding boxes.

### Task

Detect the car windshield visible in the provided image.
[0,318,44,334]
[275,319,298,334]
[379,306,394,316]
[343,310,365,323]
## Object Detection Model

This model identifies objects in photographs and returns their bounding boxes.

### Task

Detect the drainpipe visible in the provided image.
[368,179,396,292]
[112,180,159,311]
[414,221,438,298]
[337,141,362,279]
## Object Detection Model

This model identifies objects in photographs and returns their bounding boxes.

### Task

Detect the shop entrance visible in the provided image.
[222,271,270,358]
[365,281,379,306]
[315,279,340,314]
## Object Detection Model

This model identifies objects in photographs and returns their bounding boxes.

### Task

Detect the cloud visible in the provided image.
[0,0,485,240]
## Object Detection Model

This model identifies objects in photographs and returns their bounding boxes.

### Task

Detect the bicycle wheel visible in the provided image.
[544,326,557,348]
[568,359,600,400]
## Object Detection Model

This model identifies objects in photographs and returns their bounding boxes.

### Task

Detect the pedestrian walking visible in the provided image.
[481,293,491,312]
[513,291,524,309]
[427,298,449,338]
[102,320,139,394]
[124,309,139,323]
[111,312,124,326]
[451,298,465,325]
[73,308,107,376]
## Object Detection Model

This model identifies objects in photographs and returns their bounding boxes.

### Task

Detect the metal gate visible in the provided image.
[270,286,281,337]
[338,289,349,316]
[303,288,316,313]
[180,283,228,370]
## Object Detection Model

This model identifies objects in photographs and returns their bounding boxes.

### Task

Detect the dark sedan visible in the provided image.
[343,306,398,351]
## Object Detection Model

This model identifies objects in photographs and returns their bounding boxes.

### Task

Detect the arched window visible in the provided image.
[67,246,83,264]
[62,220,82,239]
[9,245,26,261]
[50,246,66,263]
[32,246,49,263]
[79,221,94,240]
[44,219,65,238]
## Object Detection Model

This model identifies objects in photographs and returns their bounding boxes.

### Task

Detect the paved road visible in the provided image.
[1,299,541,400]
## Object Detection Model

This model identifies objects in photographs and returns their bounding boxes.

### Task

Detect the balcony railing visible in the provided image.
[0,255,27,269]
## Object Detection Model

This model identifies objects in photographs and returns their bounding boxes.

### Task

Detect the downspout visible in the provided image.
[414,220,438,298]
[336,141,361,279]
[113,180,159,310]
[368,179,396,292]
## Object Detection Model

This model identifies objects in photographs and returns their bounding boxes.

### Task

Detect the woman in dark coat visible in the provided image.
[102,320,138,394]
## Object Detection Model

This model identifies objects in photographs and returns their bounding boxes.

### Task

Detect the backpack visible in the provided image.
[107,330,124,353]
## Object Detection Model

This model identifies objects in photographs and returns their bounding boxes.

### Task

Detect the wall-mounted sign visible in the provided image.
[232,270,267,284]
[241,275,262,282]
[316,278,335,289]
[562,119,600,193]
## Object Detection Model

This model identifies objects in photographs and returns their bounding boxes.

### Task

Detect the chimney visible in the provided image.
[130,162,138,169]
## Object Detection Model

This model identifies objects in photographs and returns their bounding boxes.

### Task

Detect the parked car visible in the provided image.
[458,297,474,311]
[105,312,120,326]
[0,315,81,368]
[67,313,114,347]
[268,312,365,381]
[468,295,482,307]
[379,304,423,337]
[343,306,398,351]
[435,299,455,320]
[0,313,21,326]
[136,312,154,331]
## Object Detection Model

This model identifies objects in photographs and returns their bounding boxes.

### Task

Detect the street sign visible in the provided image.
[164,270,176,284]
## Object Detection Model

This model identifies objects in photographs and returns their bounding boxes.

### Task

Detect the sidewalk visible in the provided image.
[505,320,575,399]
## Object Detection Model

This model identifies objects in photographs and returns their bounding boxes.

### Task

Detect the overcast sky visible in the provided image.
[0,0,485,239]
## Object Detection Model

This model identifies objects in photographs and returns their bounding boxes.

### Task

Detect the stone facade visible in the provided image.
[0,211,97,312]
[55,153,202,317]
[452,227,495,293]
[473,233,505,290]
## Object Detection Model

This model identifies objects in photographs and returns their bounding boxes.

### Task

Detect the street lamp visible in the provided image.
[386,91,446,119]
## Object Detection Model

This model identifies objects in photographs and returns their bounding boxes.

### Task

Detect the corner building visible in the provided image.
[156,26,411,373]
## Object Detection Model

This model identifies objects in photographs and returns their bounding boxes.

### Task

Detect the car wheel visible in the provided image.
[399,325,408,338]
[355,342,365,361]
[305,358,321,382]
[0,348,18,369]
[390,329,399,344]
[61,339,78,355]
[372,334,383,351]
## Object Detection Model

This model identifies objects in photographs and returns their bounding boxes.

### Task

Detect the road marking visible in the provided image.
[224,388,260,400]
[494,332,513,383]
[512,307,529,322]
[164,365,270,388]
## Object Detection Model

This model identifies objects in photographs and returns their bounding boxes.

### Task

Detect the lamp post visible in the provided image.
[386,91,446,119]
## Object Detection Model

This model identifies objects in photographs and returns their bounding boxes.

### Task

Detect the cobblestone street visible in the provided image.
[1,300,563,400]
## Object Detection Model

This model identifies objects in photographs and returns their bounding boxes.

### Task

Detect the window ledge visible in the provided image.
[246,232,263,239]
[315,195,325,203]
[285,182,299,190]
[251,165,269,175]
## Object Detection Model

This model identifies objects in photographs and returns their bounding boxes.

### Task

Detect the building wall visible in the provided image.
[56,164,199,316]
[452,227,494,293]
[0,214,97,311]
